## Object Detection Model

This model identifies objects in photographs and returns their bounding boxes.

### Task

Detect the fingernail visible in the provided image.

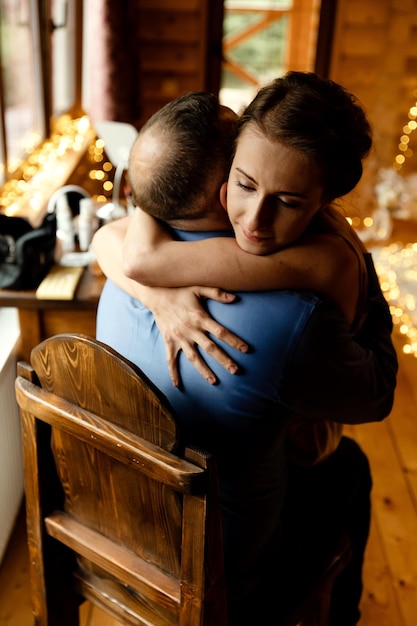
[239,344,248,353]
[228,364,238,375]
[206,376,216,385]
[225,292,236,301]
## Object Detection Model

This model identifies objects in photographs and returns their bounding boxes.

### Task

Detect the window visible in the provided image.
[0,0,81,183]
[220,0,322,111]
[0,0,45,181]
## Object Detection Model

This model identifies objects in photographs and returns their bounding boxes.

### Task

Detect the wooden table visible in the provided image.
[0,266,106,362]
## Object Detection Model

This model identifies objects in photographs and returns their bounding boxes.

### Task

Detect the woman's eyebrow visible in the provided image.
[235,167,307,199]
[235,166,256,183]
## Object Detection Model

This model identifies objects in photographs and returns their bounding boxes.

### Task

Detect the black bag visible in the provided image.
[0,213,57,290]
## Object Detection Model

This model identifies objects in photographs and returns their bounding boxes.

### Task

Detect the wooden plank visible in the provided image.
[343,0,390,24]
[139,74,208,99]
[345,390,417,626]
[139,43,204,73]
[340,24,387,55]
[0,508,32,626]
[386,351,417,503]
[358,515,405,626]
[81,602,124,626]
[139,0,201,9]
[138,11,205,43]
[332,56,381,84]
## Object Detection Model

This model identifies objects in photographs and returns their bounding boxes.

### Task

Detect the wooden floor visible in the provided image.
[0,329,416,626]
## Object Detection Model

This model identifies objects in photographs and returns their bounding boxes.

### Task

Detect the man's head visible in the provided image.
[128,92,237,229]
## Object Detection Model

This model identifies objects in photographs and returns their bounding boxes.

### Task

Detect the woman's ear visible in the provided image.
[220,182,228,211]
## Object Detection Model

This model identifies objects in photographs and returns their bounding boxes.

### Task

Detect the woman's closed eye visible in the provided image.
[233,176,307,212]
[275,197,302,209]
[235,179,255,192]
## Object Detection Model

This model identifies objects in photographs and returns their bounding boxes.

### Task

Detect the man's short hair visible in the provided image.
[128,92,236,221]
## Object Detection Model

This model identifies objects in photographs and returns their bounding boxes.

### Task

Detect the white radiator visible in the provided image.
[0,308,23,563]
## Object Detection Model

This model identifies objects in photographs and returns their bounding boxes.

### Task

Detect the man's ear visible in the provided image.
[220,182,228,211]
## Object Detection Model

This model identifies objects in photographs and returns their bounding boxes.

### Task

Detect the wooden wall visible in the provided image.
[329,0,417,219]
[135,0,223,126]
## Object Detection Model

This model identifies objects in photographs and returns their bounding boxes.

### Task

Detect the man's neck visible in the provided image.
[167,213,232,233]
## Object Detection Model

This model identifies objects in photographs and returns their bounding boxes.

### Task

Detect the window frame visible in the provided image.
[0,0,46,182]
[0,0,83,183]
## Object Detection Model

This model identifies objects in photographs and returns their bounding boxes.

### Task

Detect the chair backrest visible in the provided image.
[15,333,227,626]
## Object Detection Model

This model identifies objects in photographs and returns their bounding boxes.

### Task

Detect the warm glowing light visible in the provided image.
[373,242,417,357]
[393,93,417,170]
[0,114,93,215]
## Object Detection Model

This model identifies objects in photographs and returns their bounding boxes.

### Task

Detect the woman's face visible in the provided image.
[223,124,325,255]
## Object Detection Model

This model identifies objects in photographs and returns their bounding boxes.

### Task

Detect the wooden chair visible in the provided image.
[15,333,350,626]
[15,333,227,626]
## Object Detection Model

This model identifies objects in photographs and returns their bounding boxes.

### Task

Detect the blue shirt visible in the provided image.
[96,228,397,596]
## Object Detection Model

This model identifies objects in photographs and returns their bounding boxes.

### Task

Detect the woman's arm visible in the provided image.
[123,208,361,324]
[92,219,248,386]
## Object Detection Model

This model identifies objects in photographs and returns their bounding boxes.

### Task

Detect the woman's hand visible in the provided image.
[145,285,249,387]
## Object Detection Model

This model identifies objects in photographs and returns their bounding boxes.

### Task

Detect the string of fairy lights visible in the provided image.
[0,114,114,221]
[392,87,417,172]
[372,88,417,357]
[371,242,417,357]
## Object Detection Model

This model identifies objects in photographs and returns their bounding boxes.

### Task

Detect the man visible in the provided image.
[94,92,397,625]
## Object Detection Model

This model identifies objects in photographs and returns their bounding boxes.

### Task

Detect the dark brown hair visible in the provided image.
[238,71,372,202]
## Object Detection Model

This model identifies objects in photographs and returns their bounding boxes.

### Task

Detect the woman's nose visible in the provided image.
[244,198,270,232]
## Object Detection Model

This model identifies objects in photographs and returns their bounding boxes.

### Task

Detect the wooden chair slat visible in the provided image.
[16,376,206,494]
[45,512,180,607]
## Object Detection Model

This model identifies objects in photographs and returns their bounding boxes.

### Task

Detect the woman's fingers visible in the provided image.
[151,285,250,386]
[163,330,220,386]
[163,338,181,388]
[181,341,218,385]
[165,332,233,386]
[192,286,249,353]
